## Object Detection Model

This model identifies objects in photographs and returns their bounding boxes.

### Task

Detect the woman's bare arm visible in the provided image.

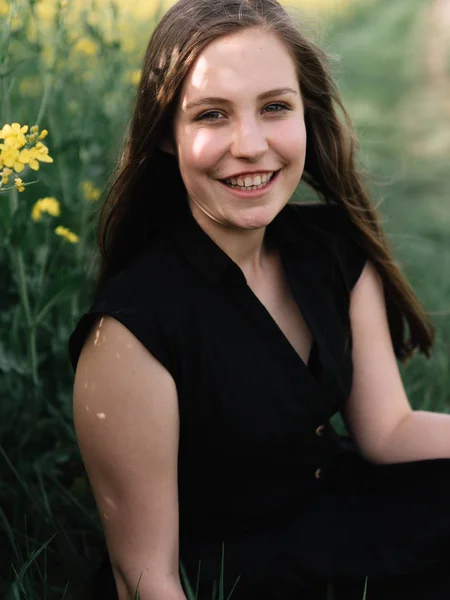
[73,315,186,599]
[345,260,450,463]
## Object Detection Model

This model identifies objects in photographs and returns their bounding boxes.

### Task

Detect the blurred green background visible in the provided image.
[1,0,449,597]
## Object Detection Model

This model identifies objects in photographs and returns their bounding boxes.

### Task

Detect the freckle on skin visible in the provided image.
[97,412,106,419]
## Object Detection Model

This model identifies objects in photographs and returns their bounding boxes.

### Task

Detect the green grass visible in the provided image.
[0,0,449,597]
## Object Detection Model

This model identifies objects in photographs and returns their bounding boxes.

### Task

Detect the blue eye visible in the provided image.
[197,111,223,121]
[196,102,291,121]
[264,102,290,113]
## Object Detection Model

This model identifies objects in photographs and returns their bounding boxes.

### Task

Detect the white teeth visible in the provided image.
[223,171,277,191]
[224,171,274,188]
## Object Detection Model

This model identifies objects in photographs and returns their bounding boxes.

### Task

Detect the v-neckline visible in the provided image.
[243,277,321,386]
[226,239,321,387]
[243,252,317,365]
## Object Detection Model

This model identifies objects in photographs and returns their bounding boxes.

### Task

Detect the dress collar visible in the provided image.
[166,200,311,287]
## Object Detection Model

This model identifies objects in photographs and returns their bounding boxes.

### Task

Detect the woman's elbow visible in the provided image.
[116,573,187,600]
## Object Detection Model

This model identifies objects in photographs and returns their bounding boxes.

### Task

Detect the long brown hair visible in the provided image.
[95,0,434,363]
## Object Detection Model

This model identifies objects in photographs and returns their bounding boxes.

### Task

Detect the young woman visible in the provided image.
[69,0,450,598]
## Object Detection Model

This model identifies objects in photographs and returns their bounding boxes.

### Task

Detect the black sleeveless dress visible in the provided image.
[68,202,450,600]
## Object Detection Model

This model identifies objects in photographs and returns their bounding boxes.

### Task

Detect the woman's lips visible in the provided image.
[217,169,281,197]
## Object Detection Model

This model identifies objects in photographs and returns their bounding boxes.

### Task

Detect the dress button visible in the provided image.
[315,424,325,436]
[315,468,322,479]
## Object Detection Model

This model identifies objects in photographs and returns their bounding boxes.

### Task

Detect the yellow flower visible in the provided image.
[0,0,9,18]
[1,123,28,139]
[18,148,39,170]
[0,135,26,150]
[80,180,101,202]
[32,142,53,163]
[14,177,25,192]
[38,129,48,140]
[0,146,25,172]
[0,123,28,150]
[19,77,42,98]
[19,142,54,171]
[1,167,12,185]
[32,197,61,222]
[124,69,142,86]
[55,225,79,243]
[73,38,97,56]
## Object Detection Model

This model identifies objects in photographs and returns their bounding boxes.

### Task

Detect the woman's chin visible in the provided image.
[227,204,282,231]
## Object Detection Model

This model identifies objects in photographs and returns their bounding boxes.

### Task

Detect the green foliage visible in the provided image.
[328,0,450,413]
[0,0,449,597]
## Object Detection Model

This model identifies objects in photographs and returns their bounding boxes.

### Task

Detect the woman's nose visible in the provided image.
[230,119,268,161]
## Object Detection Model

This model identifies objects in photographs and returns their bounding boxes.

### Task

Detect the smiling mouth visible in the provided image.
[219,170,281,191]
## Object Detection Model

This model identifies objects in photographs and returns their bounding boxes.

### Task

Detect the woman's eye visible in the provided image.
[196,111,224,121]
[195,102,291,122]
[264,102,290,113]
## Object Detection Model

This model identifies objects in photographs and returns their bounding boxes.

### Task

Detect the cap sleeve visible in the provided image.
[331,208,368,292]
[307,204,368,293]
[68,270,176,380]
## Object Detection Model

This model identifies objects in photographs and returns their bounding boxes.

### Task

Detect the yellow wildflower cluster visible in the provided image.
[81,180,101,201]
[31,197,79,244]
[124,69,142,86]
[55,225,79,244]
[31,197,61,222]
[0,0,9,17]
[0,124,53,192]
[73,38,98,56]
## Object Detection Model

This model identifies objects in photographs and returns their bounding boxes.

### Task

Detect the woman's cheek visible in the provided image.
[185,129,222,163]
[276,117,306,143]
[194,135,227,169]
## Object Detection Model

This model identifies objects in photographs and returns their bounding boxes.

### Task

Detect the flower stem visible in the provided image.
[8,187,39,388]
[14,245,39,387]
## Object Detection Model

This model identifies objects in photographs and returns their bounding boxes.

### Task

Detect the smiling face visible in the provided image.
[169,26,307,232]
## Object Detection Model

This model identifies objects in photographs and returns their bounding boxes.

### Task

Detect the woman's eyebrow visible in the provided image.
[184,87,298,111]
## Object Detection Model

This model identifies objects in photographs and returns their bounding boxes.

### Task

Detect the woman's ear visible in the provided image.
[159,137,176,156]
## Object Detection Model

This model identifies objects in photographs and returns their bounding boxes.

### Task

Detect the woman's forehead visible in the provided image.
[179,28,299,107]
